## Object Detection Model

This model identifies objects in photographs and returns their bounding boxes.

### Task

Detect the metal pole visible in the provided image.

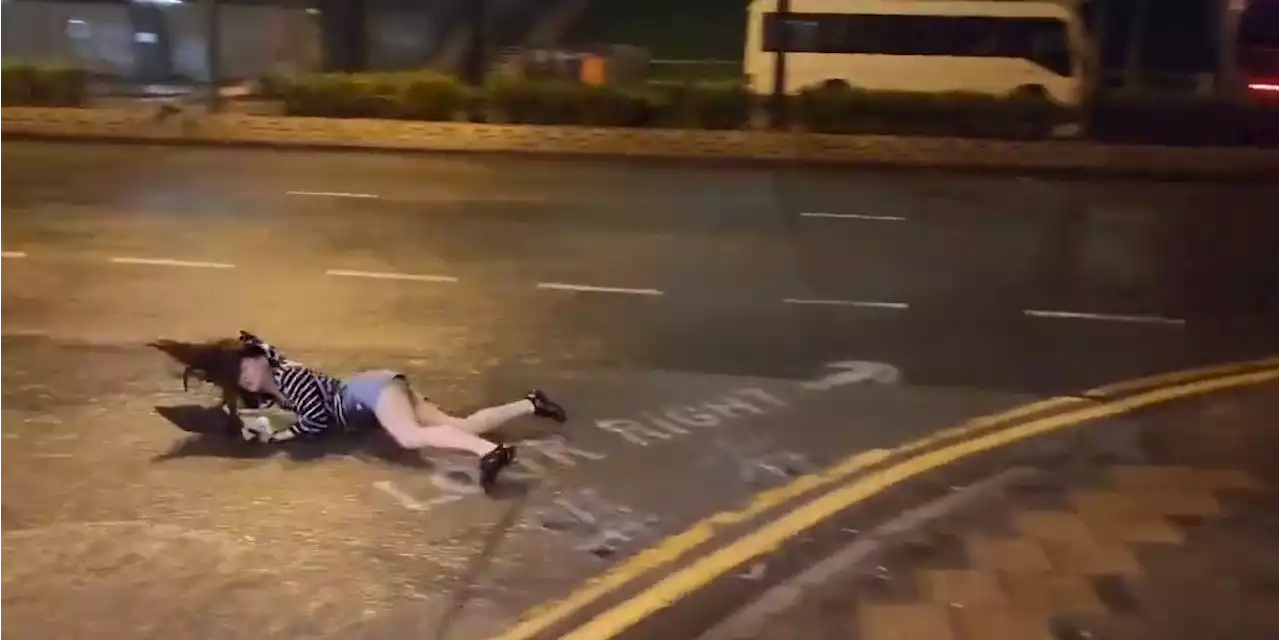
[1121,0,1147,90]
[465,0,487,86]
[770,0,790,128]
[205,0,221,112]
[349,0,367,71]
[1091,0,1108,77]
[1217,0,1245,99]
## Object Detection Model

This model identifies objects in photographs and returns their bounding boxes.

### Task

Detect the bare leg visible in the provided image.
[412,394,534,435]
[373,383,497,456]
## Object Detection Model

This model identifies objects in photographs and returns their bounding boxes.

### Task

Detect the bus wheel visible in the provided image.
[1010,85,1052,138]
[1011,84,1049,100]
[820,79,853,92]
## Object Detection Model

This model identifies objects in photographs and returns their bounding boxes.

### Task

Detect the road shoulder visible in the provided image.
[647,381,1277,640]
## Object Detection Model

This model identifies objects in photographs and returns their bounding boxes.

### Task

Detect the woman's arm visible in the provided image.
[261,399,329,443]
[245,368,334,443]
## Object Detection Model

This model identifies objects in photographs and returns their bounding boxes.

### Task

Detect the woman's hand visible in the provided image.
[240,415,275,442]
[240,414,300,443]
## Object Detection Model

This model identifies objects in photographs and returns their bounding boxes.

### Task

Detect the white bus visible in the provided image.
[744,0,1096,106]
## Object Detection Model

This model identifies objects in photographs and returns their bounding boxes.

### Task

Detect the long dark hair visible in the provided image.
[148,338,270,412]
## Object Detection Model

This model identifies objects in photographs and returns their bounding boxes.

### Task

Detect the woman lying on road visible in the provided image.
[233,331,567,491]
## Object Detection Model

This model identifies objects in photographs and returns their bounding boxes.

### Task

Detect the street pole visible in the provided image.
[770,0,790,128]
[1121,0,1147,90]
[1090,0,1108,80]
[204,0,221,112]
[1217,0,1245,100]
[465,0,487,86]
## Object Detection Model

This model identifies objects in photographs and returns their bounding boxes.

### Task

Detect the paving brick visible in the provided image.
[1013,512,1095,547]
[716,388,1276,640]
[1040,539,1143,576]
[953,606,1054,640]
[965,536,1053,573]
[1110,466,1204,491]
[857,603,955,640]
[1000,571,1105,616]
[1105,468,1244,496]
[1120,489,1223,518]
[850,563,924,604]
[918,569,1008,607]
[1078,510,1185,545]
[1192,469,1265,491]
[898,532,970,570]
[1068,490,1139,516]
[1062,615,1155,640]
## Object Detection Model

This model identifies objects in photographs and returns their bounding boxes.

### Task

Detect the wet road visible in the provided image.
[2,142,1276,638]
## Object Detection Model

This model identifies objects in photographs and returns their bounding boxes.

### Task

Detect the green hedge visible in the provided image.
[1088,92,1277,146]
[11,65,1273,145]
[272,71,470,121]
[792,84,1069,138]
[1,62,89,107]
[269,71,1069,137]
[271,72,755,130]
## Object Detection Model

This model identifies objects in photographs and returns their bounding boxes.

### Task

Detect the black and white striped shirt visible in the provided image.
[243,334,348,440]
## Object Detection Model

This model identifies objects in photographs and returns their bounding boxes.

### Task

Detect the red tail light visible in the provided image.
[1248,83,1279,91]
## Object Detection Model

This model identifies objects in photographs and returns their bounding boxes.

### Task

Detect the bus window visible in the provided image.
[762,16,821,52]
[761,11,1072,77]
[1016,20,1072,76]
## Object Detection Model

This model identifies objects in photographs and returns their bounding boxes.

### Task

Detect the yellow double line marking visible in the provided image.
[495,358,1277,640]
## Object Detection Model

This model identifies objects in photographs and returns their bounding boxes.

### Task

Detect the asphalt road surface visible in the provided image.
[2,142,1276,638]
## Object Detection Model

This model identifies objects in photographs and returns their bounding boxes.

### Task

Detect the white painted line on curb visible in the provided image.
[287,190,379,199]
[372,481,428,512]
[800,212,907,222]
[537,282,665,296]
[108,256,236,269]
[783,298,909,310]
[325,269,458,283]
[1023,309,1186,325]
[1,251,28,259]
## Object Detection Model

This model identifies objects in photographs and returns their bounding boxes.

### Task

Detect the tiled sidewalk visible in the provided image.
[747,388,1277,640]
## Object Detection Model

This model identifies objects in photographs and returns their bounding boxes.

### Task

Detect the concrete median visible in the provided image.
[3,106,1274,179]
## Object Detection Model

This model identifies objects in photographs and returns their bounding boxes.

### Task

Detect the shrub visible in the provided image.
[1,61,89,107]
[649,80,754,129]
[1088,92,1276,147]
[791,83,1071,138]
[268,71,1077,137]
[484,78,658,126]
[397,73,469,121]
[274,71,467,121]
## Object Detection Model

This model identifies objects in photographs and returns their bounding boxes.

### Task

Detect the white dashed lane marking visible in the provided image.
[286,190,380,199]
[325,269,459,283]
[0,250,1194,329]
[800,212,907,222]
[783,298,909,310]
[536,282,665,296]
[1023,309,1186,326]
[108,256,236,269]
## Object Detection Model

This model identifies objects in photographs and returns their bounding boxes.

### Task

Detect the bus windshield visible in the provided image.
[1238,0,1278,49]
[1233,2,1274,78]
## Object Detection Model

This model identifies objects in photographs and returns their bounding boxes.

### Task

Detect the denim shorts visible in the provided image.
[340,369,403,424]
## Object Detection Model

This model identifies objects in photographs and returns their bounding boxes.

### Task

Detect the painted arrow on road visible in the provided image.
[799,361,902,391]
